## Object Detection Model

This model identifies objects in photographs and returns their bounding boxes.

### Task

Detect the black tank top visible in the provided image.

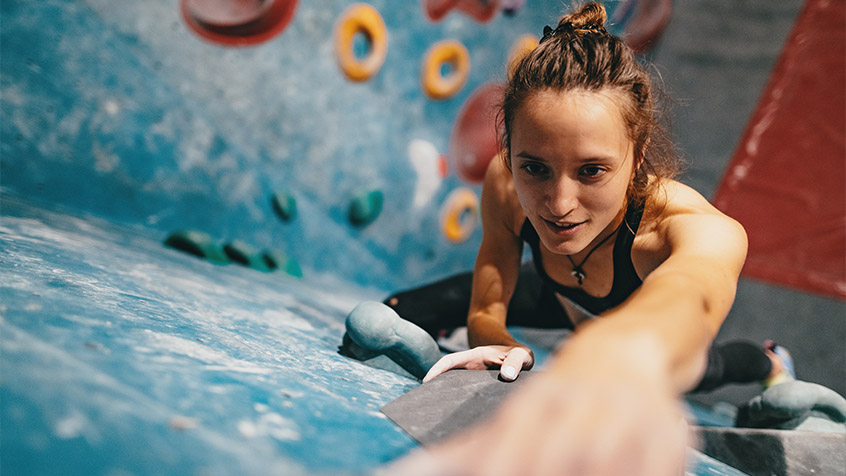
[519,202,645,315]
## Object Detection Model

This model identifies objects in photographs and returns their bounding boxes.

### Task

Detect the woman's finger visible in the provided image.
[499,347,533,381]
[422,346,514,383]
[422,352,462,383]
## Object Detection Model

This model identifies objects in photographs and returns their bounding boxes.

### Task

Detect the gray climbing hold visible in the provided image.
[736,380,846,432]
[223,240,272,272]
[271,191,297,222]
[262,249,303,278]
[348,190,383,227]
[696,426,846,476]
[164,229,230,264]
[344,301,442,379]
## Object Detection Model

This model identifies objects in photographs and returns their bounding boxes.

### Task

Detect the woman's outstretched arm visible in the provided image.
[398,183,748,476]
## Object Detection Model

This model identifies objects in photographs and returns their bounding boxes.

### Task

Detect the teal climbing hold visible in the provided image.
[343,301,442,379]
[223,240,272,272]
[348,189,383,227]
[271,191,297,222]
[737,380,846,432]
[263,249,303,278]
[164,229,230,264]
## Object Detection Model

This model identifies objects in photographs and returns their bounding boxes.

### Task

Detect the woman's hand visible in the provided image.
[388,330,692,476]
[423,345,535,383]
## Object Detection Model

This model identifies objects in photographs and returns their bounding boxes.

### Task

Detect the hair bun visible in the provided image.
[560,2,607,33]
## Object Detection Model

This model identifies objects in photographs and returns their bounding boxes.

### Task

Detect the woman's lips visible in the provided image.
[542,218,585,236]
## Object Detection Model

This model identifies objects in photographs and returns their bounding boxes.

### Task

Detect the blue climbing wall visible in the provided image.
[0,0,592,290]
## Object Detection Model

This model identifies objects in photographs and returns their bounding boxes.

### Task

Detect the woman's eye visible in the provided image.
[580,165,606,178]
[521,163,547,175]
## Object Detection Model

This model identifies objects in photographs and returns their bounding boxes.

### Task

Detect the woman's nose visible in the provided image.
[545,178,578,217]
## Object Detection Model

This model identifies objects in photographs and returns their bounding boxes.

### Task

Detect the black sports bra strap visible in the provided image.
[519,201,645,315]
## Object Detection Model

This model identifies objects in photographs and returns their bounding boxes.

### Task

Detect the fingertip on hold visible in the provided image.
[501,365,517,381]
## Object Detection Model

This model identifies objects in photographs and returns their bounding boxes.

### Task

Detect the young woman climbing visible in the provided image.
[345,3,792,474]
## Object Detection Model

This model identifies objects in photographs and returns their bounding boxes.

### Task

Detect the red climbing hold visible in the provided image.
[181,0,298,47]
[422,0,500,24]
[448,82,504,184]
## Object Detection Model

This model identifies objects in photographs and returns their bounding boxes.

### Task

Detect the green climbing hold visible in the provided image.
[271,191,297,222]
[164,229,230,264]
[348,189,384,227]
[263,249,304,278]
[223,240,272,272]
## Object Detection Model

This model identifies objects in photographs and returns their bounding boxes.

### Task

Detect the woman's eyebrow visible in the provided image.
[514,152,547,162]
[516,151,619,163]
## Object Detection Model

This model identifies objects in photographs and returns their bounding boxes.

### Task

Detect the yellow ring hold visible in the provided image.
[422,40,470,100]
[441,188,480,243]
[335,4,387,82]
[507,34,539,78]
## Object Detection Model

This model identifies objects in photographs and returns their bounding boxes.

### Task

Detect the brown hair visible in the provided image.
[500,2,682,208]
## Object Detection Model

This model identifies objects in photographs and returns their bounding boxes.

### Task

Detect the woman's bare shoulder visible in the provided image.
[646,179,747,251]
[634,179,747,275]
[647,179,729,223]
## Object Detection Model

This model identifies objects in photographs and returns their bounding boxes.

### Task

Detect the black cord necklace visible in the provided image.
[566,224,621,286]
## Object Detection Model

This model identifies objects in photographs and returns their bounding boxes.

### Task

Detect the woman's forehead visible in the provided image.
[511,89,631,151]
[521,88,627,118]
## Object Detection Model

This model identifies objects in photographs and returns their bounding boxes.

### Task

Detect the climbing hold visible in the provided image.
[506,34,538,78]
[611,0,673,54]
[408,139,445,210]
[448,82,504,183]
[421,40,470,100]
[180,0,299,47]
[440,188,480,243]
[348,189,384,227]
[501,0,527,16]
[223,240,272,272]
[262,249,303,278]
[422,0,499,23]
[164,229,230,264]
[270,191,297,222]
[344,301,442,379]
[736,380,846,432]
[334,3,388,82]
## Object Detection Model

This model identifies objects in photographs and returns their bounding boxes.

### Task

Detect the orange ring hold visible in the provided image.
[335,4,387,82]
[441,188,480,243]
[507,34,538,78]
[422,40,470,100]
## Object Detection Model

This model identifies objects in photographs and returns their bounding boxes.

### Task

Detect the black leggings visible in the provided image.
[383,265,771,393]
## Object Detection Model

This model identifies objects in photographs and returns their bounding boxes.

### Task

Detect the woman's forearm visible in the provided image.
[467,307,520,348]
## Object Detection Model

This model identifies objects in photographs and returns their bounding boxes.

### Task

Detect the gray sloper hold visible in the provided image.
[345,301,442,379]
[379,370,752,476]
[696,427,846,476]
[381,370,530,445]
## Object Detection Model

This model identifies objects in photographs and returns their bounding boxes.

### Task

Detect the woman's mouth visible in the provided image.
[543,218,585,236]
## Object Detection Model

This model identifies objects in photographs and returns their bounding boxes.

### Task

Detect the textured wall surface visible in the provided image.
[1,0,587,291]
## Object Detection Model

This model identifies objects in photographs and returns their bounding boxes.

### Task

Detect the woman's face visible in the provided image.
[510,89,636,256]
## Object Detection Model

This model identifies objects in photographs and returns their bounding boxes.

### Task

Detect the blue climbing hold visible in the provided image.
[164,229,230,264]
[344,301,442,379]
[737,380,846,432]
[262,249,303,278]
[348,189,384,227]
[223,240,272,272]
[271,191,297,222]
